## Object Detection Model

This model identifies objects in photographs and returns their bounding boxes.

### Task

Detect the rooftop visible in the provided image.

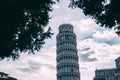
[115,56,120,61]
[0,72,9,75]
[96,68,116,71]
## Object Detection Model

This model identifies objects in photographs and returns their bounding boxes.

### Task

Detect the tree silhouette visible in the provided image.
[70,0,120,35]
[0,0,57,60]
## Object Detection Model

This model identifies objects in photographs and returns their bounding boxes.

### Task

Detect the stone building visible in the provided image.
[56,24,80,80]
[0,72,17,80]
[94,57,120,80]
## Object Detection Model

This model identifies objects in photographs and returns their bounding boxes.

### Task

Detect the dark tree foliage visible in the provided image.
[0,0,57,60]
[70,0,120,35]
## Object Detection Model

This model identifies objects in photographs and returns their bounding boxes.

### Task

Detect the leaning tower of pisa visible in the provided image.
[56,24,80,80]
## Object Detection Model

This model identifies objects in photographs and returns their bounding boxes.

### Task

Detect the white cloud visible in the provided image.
[77,37,120,80]
[1,1,120,80]
[0,47,56,80]
[72,18,98,40]
[53,4,60,9]
[93,29,120,45]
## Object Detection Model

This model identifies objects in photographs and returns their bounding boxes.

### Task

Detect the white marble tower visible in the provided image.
[56,24,80,80]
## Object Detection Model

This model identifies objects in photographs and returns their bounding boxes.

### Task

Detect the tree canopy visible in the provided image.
[0,0,57,60]
[70,0,120,35]
[1,0,120,60]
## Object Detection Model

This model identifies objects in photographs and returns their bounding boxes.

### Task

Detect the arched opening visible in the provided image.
[71,68,74,72]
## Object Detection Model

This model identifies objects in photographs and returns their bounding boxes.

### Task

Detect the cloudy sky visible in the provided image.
[1,0,120,80]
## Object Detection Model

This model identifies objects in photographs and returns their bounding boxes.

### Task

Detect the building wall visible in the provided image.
[56,24,80,80]
[94,57,120,80]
